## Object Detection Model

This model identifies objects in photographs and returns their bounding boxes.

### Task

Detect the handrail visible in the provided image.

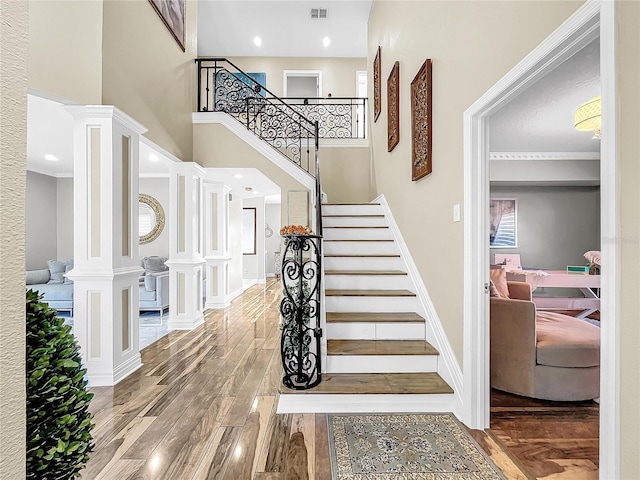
[197,58,325,389]
[195,58,318,172]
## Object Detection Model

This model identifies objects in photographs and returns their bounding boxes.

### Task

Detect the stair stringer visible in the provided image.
[374,194,464,417]
[192,112,316,191]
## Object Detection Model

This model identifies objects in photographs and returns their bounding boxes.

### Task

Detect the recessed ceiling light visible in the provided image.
[245,186,253,192]
[253,36,262,47]
[322,37,331,47]
[253,190,260,195]
[234,173,243,179]
[149,153,160,162]
[44,154,58,162]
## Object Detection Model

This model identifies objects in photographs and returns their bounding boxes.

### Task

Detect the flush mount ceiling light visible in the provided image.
[322,36,331,47]
[234,173,243,179]
[44,154,58,161]
[253,36,262,47]
[574,96,601,139]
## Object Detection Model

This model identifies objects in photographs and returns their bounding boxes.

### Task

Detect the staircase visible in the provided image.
[278,202,455,413]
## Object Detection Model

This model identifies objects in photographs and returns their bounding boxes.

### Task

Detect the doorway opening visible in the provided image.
[283,70,322,100]
[463,2,618,478]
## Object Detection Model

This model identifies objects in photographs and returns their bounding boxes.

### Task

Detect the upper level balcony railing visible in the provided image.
[196,57,317,174]
[281,97,368,140]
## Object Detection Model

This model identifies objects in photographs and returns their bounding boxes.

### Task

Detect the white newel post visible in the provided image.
[65,106,147,387]
[167,162,206,329]
[203,182,231,309]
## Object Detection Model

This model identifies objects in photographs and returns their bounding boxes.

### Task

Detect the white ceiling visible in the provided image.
[197,0,372,57]
[490,38,600,153]
[206,168,281,202]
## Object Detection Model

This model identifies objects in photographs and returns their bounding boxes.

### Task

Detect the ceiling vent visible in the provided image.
[310,8,327,19]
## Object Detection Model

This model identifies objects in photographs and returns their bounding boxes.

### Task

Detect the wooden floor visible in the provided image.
[81,279,598,479]
[488,389,600,479]
[82,279,333,480]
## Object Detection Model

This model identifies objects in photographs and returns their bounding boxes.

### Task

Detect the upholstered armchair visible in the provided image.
[490,281,600,401]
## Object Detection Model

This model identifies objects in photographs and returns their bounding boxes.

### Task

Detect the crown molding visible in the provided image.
[489,151,600,161]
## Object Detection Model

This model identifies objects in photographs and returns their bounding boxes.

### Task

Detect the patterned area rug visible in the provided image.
[328,413,506,479]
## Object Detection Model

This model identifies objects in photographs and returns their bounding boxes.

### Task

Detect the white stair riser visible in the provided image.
[324,256,404,271]
[325,274,411,290]
[323,216,387,227]
[278,393,457,414]
[326,355,438,373]
[326,296,417,313]
[327,322,425,340]
[323,205,384,216]
[323,228,393,241]
[324,241,399,256]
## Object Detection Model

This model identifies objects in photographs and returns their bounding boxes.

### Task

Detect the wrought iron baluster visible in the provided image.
[280,235,322,390]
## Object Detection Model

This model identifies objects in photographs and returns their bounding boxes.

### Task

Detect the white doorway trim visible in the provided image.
[283,70,323,98]
[462,1,618,479]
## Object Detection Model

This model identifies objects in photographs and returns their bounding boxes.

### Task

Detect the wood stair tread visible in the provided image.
[327,339,439,356]
[322,214,385,218]
[324,254,401,258]
[325,270,407,276]
[326,312,425,323]
[325,289,416,297]
[323,203,381,206]
[324,225,388,228]
[324,239,394,242]
[279,372,453,395]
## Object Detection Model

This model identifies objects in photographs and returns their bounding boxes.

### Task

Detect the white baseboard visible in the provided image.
[374,194,464,411]
[242,279,258,290]
[267,273,276,278]
[229,287,244,302]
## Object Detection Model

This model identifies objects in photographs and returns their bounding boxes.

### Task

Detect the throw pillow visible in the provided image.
[47,260,66,284]
[26,269,51,285]
[143,256,168,274]
[144,273,157,292]
[63,259,74,285]
[489,280,500,297]
[489,268,510,299]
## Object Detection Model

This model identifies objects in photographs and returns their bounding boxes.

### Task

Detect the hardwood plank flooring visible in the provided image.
[83,278,579,480]
[488,389,599,479]
[81,279,332,480]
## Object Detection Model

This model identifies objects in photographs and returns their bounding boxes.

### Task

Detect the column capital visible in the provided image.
[65,105,148,135]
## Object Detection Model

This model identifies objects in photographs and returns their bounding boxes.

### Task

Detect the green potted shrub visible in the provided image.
[26,289,95,479]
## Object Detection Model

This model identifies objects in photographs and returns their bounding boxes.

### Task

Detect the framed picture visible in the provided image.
[373,46,381,122]
[242,207,257,255]
[149,0,186,52]
[387,61,400,152]
[489,198,517,248]
[411,59,433,181]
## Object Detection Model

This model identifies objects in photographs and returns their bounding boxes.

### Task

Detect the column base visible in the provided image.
[88,353,143,387]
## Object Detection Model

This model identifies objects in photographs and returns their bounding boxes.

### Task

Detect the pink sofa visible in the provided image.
[490,281,600,401]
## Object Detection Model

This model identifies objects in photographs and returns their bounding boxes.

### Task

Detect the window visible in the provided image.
[356,70,368,139]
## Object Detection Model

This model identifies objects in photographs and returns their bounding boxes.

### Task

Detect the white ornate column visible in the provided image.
[65,106,146,386]
[166,162,206,329]
[203,182,231,309]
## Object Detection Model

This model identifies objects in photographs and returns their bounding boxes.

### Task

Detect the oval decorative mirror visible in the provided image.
[139,194,165,245]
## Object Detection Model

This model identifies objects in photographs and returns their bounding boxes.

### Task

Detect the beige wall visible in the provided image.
[193,123,311,227]
[0,0,27,477]
[102,0,197,161]
[228,198,243,295]
[26,171,58,269]
[57,177,74,262]
[368,0,583,364]
[617,2,640,476]
[226,56,366,98]
[28,0,103,104]
[321,147,370,202]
